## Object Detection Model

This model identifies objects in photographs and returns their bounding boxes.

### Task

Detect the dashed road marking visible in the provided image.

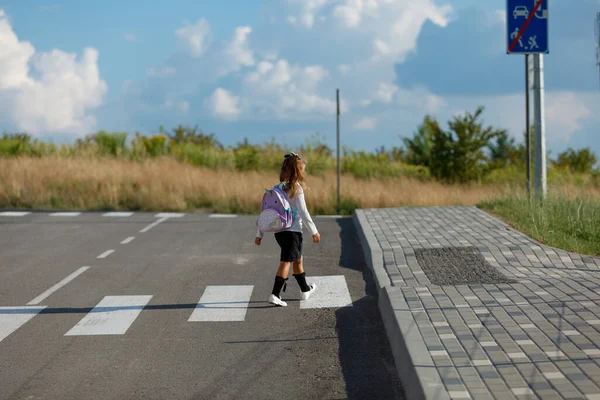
[0,211,30,217]
[155,213,185,218]
[27,266,90,305]
[121,236,135,244]
[102,212,133,217]
[49,212,81,217]
[139,217,168,233]
[97,250,115,259]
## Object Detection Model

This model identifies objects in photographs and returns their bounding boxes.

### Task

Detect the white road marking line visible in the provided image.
[154,213,185,218]
[0,306,47,343]
[299,275,353,309]
[64,295,152,336]
[209,214,237,218]
[139,216,168,233]
[188,285,254,322]
[27,266,90,305]
[121,236,135,244]
[102,212,133,217]
[0,211,30,216]
[49,212,81,217]
[97,250,115,259]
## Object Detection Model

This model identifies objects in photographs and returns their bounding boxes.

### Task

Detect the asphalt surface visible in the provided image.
[0,212,404,400]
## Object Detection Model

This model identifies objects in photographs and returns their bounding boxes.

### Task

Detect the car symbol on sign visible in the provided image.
[513,6,529,19]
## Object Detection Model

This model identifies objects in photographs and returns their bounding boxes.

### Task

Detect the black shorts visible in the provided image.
[274,231,303,262]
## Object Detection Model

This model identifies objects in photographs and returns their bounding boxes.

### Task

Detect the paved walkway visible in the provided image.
[355,206,600,400]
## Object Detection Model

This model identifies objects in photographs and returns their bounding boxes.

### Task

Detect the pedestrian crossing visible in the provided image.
[0,276,352,342]
[0,306,46,342]
[65,295,153,336]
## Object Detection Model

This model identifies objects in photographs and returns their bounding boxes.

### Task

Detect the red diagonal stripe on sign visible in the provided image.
[509,0,544,53]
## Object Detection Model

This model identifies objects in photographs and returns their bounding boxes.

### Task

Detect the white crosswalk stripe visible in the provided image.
[0,306,46,343]
[188,285,254,322]
[64,295,153,336]
[300,275,353,309]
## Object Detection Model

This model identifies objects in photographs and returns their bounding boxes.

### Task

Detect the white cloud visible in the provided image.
[221,26,255,72]
[0,10,107,136]
[374,82,398,103]
[285,0,331,28]
[354,116,377,130]
[124,33,137,43]
[106,0,452,129]
[240,59,344,119]
[545,92,592,142]
[175,18,212,57]
[206,88,240,120]
[494,10,507,25]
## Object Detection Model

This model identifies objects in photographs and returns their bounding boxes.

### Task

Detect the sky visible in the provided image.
[0,0,598,159]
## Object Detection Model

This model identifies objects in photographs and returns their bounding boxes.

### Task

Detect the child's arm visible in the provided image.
[255,227,263,245]
[295,186,319,241]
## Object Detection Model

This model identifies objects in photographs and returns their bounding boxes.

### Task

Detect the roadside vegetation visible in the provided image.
[480,193,600,257]
[1,106,599,254]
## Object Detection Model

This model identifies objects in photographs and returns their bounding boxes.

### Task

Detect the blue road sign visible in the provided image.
[507,0,549,54]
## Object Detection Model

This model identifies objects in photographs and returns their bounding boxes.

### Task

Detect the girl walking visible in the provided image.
[255,152,320,307]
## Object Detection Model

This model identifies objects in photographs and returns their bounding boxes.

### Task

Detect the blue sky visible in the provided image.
[0,0,598,159]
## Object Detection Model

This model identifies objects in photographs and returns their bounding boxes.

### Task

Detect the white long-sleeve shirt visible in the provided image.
[256,183,318,238]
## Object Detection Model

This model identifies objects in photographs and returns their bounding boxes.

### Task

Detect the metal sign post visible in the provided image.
[336,89,341,215]
[507,0,549,199]
[525,54,531,200]
[594,12,600,90]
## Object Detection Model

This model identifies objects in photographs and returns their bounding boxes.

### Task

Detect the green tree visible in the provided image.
[401,115,437,167]
[552,147,598,174]
[428,106,506,183]
[488,131,520,169]
[167,124,222,149]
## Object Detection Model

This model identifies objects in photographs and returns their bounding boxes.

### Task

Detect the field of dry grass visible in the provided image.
[0,156,535,214]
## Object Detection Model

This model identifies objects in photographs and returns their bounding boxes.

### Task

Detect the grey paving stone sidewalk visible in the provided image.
[357,206,600,400]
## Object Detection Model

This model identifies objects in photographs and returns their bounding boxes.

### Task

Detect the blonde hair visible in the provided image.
[279,152,306,199]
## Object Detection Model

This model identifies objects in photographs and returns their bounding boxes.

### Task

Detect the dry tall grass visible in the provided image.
[2,156,596,214]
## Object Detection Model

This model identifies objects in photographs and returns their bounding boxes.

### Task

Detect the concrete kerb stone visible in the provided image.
[353,209,449,400]
[353,210,391,290]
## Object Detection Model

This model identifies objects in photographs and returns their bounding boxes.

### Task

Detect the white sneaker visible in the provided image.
[269,294,287,307]
[301,284,317,300]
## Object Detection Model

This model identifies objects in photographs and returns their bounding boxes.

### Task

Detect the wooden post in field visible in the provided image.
[336,89,340,215]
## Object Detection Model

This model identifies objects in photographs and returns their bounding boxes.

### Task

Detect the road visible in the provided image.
[0,211,404,400]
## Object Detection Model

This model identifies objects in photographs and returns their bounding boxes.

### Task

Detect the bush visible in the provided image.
[92,131,128,156]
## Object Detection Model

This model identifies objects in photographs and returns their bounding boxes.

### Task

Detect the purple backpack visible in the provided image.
[256,183,293,233]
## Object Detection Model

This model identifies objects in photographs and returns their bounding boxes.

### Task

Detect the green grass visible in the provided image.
[478,193,600,257]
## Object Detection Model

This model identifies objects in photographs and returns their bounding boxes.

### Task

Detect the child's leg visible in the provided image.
[277,261,292,278]
[293,257,312,293]
[292,256,304,275]
[271,261,290,299]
